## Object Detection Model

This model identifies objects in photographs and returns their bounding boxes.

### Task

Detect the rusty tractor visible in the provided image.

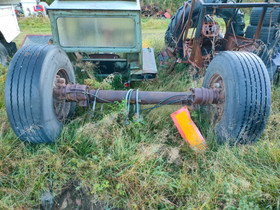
[4,0,279,147]
[162,0,280,82]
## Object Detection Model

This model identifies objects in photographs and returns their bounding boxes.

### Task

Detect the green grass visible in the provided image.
[0,16,280,209]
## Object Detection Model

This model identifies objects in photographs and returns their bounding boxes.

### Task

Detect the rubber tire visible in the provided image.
[250,7,280,26]
[5,45,75,143]
[0,42,9,66]
[5,41,17,57]
[245,25,276,43]
[266,63,278,83]
[164,1,201,54]
[259,49,280,83]
[203,51,271,144]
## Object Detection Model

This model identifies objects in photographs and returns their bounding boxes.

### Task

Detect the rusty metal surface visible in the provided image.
[267,7,276,43]
[166,0,280,71]
[225,35,258,52]
[53,71,77,121]
[88,89,189,104]
[53,77,222,106]
[188,40,203,69]
[175,1,195,50]
[190,87,220,105]
[53,76,88,106]
[255,3,268,40]
[206,73,226,125]
[201,21,219,38]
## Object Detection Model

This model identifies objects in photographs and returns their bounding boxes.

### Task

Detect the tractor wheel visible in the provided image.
[202,51,271,144]
[5,41,17,57]
[266,63,278,84]
[250,7,280,26]
[259,49,280,84]
[0,42,9,66]
[164,1,201,54]
[5,45,76,143]
[245,25,276,43]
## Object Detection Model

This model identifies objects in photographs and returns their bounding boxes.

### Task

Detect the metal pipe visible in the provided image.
[255,0,269,40]
[88,89,190,104]
[199,0,280,8]
[195,7,206,40]
[53,77,222,106]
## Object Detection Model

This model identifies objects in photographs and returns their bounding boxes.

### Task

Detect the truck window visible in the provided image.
[57,17,136,48]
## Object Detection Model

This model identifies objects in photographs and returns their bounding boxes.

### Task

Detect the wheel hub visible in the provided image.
[207,74,226,125]
[53,69,71,122]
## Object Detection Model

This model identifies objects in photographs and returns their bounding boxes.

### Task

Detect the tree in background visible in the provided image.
[45,0,54,5]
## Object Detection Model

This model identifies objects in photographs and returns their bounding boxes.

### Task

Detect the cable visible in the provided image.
[124,89,134,124]
[86,91,91,115]
[136,89,140,121]
[99,103,104,119]
[141,99,185,114]
[86,92,113,103]
[84,91,187,119]
[91,89,100,118]
[127,94,188,117]
[140,94,188,117]
[145,94,188,109]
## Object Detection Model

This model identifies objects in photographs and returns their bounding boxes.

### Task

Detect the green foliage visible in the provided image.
[0,66,7,109]
[142,0,185,14]
[44,0,54,5]
[13,17,51,49]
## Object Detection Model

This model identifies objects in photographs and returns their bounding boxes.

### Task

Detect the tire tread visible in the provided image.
[203,51,271,144]
[5,45,68,143]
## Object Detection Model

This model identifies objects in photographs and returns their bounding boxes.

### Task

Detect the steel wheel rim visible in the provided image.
[53,69,71,122]
[207,73,226,126]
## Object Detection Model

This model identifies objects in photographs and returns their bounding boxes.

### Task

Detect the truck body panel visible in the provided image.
[0,5,20,43]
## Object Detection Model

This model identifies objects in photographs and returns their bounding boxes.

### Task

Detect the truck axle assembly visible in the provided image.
[53,76,224,108]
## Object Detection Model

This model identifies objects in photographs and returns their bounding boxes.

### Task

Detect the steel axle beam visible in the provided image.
[53,76,223,107]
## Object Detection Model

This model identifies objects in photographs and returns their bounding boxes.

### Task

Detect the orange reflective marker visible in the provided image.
[171,106,207,151]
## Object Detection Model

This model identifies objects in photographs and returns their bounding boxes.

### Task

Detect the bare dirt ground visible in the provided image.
[40,182,112,210]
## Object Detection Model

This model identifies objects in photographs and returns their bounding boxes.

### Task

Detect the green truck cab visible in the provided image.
[46,0,157,82]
